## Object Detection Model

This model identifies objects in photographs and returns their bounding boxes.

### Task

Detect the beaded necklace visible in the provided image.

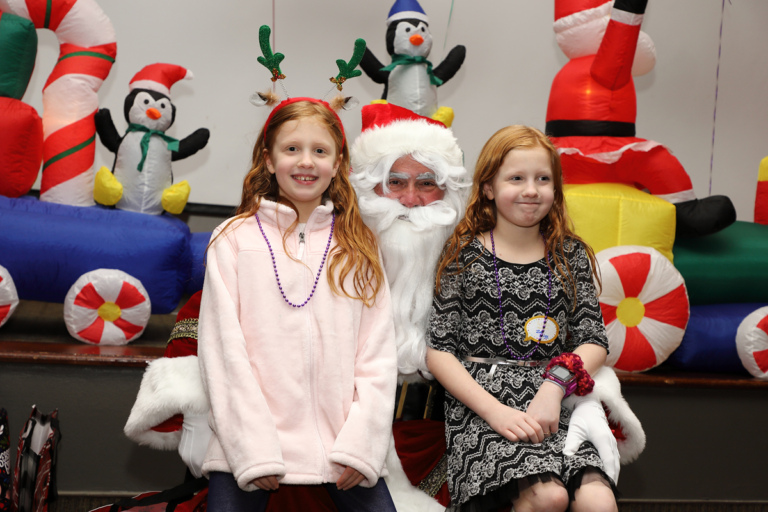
[489,229,553,360]
[255,212,335,308]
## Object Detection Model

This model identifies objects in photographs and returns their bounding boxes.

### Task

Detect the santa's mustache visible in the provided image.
[357,193,460,234]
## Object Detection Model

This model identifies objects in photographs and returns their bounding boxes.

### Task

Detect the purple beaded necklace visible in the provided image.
[255,212,335,308]
[489,229,553,360]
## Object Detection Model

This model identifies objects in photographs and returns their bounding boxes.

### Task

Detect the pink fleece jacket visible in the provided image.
[198,200,397,492]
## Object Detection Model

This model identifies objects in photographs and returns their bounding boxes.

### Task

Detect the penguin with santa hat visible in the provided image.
[94,63,210,215]
[546,0,736,237]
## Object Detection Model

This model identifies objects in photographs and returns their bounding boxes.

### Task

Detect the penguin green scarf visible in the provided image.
[381,54,443,86]
[126,124,180,171]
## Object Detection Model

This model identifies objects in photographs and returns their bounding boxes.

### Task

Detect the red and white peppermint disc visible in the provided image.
[736,306,768,380]
[64,269,151,345]
[0,265,19,328]
[596,246,689,372]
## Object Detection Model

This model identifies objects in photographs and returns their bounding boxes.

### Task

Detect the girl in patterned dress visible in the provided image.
[426,125,617,512]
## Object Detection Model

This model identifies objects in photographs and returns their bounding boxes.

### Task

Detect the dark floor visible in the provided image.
[619,503,768,512]
[50,495,768,512]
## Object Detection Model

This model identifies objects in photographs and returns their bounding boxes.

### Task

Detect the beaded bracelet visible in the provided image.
[544,352,595,397]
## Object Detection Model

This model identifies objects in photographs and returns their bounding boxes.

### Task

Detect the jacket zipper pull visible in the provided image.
[298,230,305,259]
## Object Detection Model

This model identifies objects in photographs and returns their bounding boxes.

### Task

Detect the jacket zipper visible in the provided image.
[300,224,328,479]
[298,230,305,260]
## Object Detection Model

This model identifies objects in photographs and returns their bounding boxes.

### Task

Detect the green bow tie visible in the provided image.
[381,54,443,86]
[126,123,180,171]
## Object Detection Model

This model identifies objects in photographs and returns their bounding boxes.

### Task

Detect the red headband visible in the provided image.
[263,97,346,148]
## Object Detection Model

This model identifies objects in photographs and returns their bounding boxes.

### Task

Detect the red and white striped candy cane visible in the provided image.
[0,0,116,206]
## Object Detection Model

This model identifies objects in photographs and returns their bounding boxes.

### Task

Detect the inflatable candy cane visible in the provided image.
[0,0,116,206]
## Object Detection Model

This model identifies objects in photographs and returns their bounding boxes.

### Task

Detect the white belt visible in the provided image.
[463,355,549,379]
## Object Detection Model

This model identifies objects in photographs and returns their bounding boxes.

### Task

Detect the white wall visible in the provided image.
[22,0,768,221]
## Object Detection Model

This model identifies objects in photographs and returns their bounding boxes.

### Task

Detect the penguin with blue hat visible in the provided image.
[360,0,465,126]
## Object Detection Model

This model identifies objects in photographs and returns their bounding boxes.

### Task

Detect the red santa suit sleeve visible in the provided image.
[124,291,208,450]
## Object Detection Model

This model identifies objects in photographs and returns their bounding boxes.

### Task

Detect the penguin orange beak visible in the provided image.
[146,108,162,120]
[409,34,424,46]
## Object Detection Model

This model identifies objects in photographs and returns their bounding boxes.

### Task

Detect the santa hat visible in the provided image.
[129,63,193,97]
[351,103,462,176]
[387,0,428,26]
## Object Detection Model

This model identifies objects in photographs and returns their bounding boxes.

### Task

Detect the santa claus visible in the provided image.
[350,102,470,510]
[351,102,470,381]
[350,103,644,511]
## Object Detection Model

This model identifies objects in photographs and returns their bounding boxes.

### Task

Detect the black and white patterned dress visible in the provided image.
[427,237,610,511]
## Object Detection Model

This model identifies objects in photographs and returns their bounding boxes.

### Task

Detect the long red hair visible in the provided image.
[214,100,383,306]
[435,125,599,303]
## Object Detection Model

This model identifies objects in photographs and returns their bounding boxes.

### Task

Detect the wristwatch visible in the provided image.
[543,365,578,396]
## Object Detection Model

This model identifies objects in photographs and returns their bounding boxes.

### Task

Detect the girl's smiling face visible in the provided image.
[265,117,340,221]
[483,146,555,232]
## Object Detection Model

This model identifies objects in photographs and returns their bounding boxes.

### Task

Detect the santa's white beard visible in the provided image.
[359,193,459,381]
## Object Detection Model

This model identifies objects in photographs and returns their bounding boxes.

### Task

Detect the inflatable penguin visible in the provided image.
[360,0,465,124]
[94,63,209,215]
[546,0,735,237]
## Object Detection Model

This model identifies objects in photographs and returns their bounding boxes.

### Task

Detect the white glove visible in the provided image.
[563,398,620,484]
[178,413,213,478]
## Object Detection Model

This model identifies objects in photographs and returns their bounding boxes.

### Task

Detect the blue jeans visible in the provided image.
[207,471,396,512]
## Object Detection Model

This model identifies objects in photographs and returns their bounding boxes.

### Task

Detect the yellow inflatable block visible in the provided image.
[162,180,191,215]
[564,183,676,262]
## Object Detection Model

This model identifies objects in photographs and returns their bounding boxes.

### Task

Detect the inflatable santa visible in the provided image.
[546,0,736,237]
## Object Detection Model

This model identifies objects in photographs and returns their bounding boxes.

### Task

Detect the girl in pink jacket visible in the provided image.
[199,98,398,511]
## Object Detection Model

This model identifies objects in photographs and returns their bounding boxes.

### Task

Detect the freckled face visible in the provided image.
[483,147,555,231]
[265,118,340,220]
[373,155,445,207]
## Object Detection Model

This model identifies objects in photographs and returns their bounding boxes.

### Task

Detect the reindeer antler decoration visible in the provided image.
[250,25,367,108]
[257,25,285,82]
[330,38,366,91]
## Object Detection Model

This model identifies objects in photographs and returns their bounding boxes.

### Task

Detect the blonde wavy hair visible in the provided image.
[214,100,383,306]
[435,125,599,303]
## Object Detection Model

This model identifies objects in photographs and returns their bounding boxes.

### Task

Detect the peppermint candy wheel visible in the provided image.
[736,306,768,380]
[596,246,690,372]
[0,265,19,328]
[64,269,151,345]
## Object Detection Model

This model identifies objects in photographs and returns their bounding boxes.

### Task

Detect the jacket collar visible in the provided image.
[256,199,335,232]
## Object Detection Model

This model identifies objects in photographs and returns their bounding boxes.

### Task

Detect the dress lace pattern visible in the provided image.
[427,237,609,509]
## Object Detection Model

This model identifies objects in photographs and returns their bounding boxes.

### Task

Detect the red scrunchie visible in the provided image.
[545,352,595,396]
